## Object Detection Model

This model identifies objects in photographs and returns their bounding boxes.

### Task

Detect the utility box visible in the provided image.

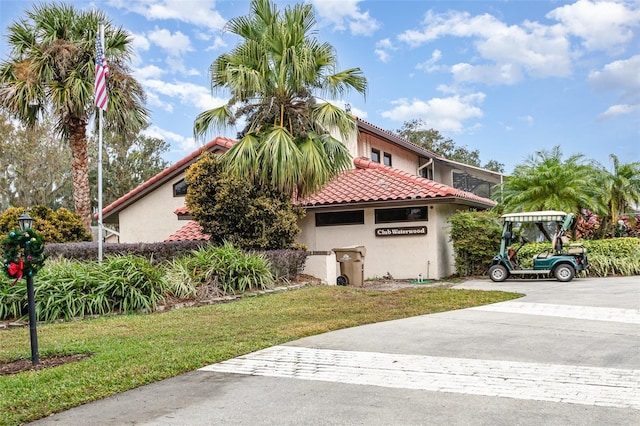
[333,246,366,286]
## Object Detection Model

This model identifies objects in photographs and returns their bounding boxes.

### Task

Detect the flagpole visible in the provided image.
[98,23,104,262]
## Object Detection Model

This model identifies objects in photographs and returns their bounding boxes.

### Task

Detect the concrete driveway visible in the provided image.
[33,276,639,425]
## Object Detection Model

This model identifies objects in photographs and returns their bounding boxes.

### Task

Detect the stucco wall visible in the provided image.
[117,175,187,243]
[299,205,449,281]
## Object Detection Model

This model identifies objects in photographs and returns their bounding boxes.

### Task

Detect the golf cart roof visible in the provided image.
[501,211,568,222]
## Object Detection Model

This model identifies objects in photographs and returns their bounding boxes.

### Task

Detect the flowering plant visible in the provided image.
[2,228,46,284]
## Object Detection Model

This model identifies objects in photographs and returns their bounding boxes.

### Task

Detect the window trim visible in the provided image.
[371,148,380,163]
[173,179,188,197]
[383,152,392,167]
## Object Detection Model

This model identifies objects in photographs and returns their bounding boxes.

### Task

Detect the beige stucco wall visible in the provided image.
[298,205,457,282]
[116,175,187,243]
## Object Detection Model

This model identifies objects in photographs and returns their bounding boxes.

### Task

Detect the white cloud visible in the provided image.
[598,103,640,119]
[398,9,572,83]
[107,0,226,31]
[381,93,485,132]
[375,38,395,62]
[135,64,165,80]
[142,79,228,111]
[416,49,443,73]
[148,28,192,56]
[589,55,640,118]
[311,0,380,36]
[589,55,640,100]
[143,125,199,153]
[205,36,228,51]
[547,0,640,52]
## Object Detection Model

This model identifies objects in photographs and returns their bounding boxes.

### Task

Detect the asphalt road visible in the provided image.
[32,276,640,426]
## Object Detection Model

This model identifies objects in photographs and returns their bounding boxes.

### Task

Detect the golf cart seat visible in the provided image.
[568,244,586,255]
[536,252,552,260]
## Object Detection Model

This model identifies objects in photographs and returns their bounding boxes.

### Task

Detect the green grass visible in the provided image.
[0,285,521,425]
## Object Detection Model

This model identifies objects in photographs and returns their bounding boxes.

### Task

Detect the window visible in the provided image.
[173,179,188,197]
[420,166,434,180]
[383,152,392,166]
[316,210,365,226]
[371,148,380,163]
[375,207,428,223]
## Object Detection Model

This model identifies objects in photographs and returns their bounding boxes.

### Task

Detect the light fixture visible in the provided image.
[17,212,34,231]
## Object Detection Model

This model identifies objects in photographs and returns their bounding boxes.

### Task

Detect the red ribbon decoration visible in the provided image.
[8,258,24,285]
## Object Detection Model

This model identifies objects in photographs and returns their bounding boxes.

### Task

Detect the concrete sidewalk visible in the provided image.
[33,277,640,425]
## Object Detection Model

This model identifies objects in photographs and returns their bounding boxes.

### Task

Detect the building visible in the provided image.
[101,118,500,282]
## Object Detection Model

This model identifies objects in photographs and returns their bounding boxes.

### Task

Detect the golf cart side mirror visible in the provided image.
[503,231,512,240]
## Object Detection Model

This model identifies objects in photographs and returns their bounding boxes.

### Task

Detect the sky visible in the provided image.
[1,0,638,174]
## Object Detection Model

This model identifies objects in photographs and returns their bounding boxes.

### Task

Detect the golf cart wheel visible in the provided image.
[489,265,509,282]
[336,275,349,286]
[554,264,575,282]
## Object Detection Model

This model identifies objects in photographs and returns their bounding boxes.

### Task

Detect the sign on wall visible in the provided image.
[375,226,427,237]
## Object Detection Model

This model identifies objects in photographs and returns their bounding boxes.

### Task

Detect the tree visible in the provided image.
[396,119,505,173]
[0,111,73,210]
[88,127,169,207]
[495,146,597,217]
[193,0,367,198]
[593,154,640,238]
[0,3,148,234]
[185,152,302,250]
[0,206,91,243]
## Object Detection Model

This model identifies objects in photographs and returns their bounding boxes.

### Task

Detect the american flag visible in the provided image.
[94,33,109,111]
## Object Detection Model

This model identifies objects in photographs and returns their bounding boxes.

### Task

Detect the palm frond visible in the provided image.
[193,105,234,141]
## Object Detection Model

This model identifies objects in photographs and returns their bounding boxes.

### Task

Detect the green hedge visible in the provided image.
[0,243,287,323]
[508,238,640,277]
[448,211,640,278]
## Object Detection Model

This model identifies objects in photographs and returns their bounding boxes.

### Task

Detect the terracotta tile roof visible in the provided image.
[164,221,209,242]
[174,207,190,215]
[300,157,496,208]
[100,137,235,220]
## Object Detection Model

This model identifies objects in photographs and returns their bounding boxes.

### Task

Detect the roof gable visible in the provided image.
[101,137,234,220]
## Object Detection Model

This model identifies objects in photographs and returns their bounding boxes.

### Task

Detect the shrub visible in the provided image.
[448,210,502,276]
[185,152,303,250]
[0,206,90,243]
[165,242,275,296]
[45,240,207,263]
[0,255,168,322]
[259,249,308,281]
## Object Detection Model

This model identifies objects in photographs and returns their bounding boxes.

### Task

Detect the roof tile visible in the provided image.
[164,221,209,242]
[299,157,496,207]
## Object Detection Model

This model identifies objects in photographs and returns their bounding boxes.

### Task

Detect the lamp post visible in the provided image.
[18,213,39,365]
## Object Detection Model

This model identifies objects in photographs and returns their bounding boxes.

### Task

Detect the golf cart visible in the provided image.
[489,211,589,282]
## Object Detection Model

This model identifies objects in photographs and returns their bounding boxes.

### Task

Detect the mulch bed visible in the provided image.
[0,354,92,376]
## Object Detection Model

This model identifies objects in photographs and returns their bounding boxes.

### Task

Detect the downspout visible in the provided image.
[417,157,434,179]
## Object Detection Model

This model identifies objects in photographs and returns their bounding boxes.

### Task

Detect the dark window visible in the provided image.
[420,166,434,180]
[375,207,428,224]
[173,179,188,197]
[383,152,392,166]
[371,148,380,163]
[316,210,365,227]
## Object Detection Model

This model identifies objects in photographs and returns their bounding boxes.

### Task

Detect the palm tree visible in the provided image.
[0,3,148,233]
[193,0,367,198]
[495,146,598,239]
[593,154,640,237]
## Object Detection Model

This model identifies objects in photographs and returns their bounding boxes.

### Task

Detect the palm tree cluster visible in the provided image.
[0,3,148,233]
[495,146,640,238]
[194,0,367,199]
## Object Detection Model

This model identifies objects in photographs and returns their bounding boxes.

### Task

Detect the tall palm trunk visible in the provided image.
[68,119,92,235]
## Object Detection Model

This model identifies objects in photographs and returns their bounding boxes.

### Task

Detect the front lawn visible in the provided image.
[0,285,521,425]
